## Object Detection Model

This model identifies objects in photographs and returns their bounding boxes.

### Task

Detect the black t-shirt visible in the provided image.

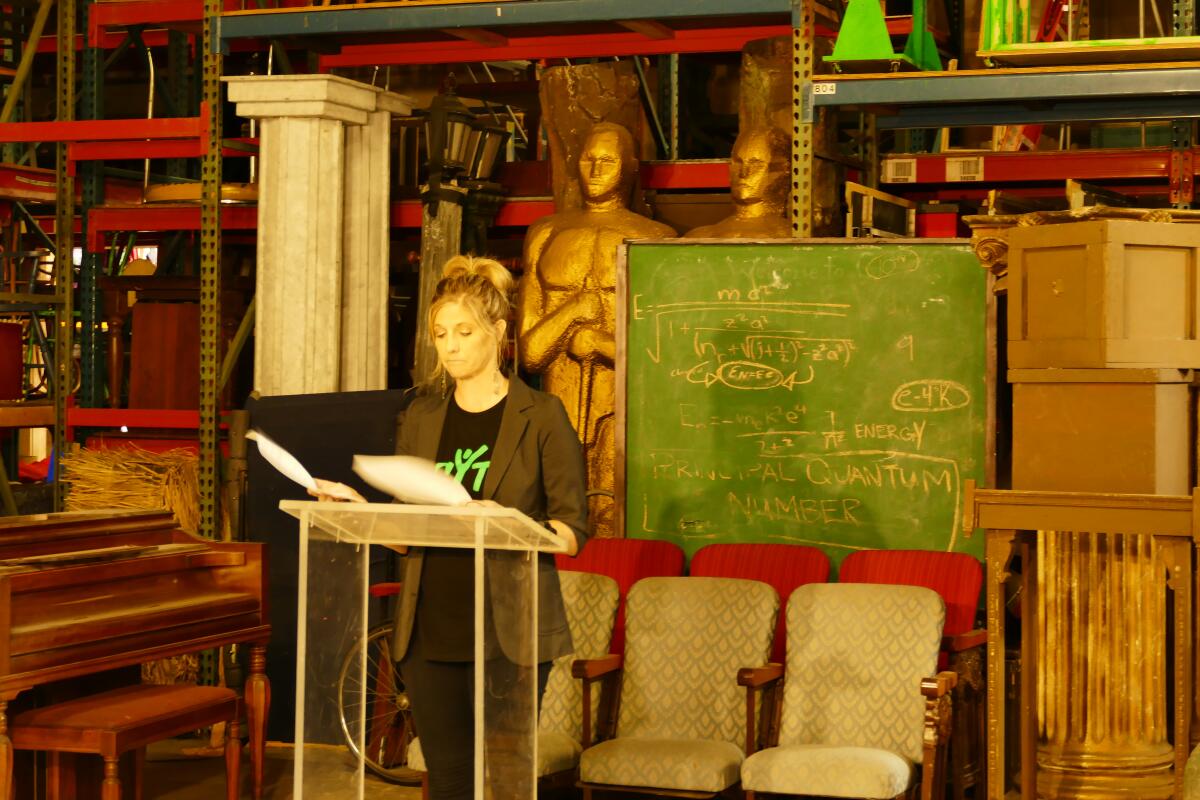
[416,393,507,661]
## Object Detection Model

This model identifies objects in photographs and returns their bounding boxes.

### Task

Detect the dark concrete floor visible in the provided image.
[143,739,423,799]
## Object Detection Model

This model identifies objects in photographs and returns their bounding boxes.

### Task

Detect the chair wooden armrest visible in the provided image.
[740,663,784,756]
[918,670,958,800]
[738,662,783,688]
[572,653,622,680]
[943,628,987,652]
[575,654,623,750]
[922,670,958,699]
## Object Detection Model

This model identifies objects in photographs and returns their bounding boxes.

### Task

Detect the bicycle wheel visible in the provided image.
[337,623,422,784]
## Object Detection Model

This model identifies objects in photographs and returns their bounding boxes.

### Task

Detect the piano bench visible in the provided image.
[10,683,240,800]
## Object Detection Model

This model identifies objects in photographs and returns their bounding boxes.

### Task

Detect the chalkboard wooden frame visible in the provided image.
[615,238,996,563]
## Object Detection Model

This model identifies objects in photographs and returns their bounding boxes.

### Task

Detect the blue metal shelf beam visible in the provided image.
[813,65,1200,128]
[217,0,794,46]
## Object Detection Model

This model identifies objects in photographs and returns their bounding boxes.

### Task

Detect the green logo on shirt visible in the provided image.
[437,445,491,492]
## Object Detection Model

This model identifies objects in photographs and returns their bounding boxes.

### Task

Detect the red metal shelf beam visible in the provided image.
[68,137,257,175]
[66,407,233,444]
[0,116,202,144]
[642,160,728,189]
[38,30,171,52]
[86,0,248,46]
[86,205,258,252]
[82,158,730,244]
[321,24,791,67]
[95,200,554,246]
[90,0,207,46]
[881,148,1183,185]
[897,184,1175,203]
[0,113,250,185]
[68,407,203,429]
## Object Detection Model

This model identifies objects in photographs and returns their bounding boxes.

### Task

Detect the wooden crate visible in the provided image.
[1008,219,1200,368]
[1010,368,1195,494]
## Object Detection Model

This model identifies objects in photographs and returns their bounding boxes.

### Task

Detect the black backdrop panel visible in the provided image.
[245,389,408,742]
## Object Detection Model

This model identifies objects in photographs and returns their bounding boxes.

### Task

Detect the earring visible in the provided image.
[440,371,447,397]
[493,369,503,395]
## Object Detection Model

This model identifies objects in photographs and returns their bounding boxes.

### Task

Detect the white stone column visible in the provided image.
[225,75,412,396]
[342,103,396,391]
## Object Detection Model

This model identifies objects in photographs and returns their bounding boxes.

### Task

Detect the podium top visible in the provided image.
[279,501,569,553]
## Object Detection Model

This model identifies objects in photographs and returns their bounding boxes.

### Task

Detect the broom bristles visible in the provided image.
[61,446,200,535]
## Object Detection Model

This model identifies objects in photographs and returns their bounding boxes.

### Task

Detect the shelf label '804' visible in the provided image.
[812,82,836,95]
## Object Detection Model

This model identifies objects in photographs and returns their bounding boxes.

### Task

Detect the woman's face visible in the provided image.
[433,300,502,383]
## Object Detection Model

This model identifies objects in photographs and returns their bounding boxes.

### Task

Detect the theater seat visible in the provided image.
[689,542,830,662]
[575,576,778,799]
[556,537,685,655]
[839,549,985,800]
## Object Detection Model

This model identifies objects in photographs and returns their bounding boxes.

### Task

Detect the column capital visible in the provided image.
[224,74,413,125]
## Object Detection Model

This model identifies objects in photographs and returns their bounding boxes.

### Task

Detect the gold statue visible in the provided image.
[519,122,675,538]
[685,127,790,239]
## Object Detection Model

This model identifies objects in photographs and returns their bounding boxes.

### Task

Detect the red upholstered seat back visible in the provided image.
[556,538,685,654]
[838,549,982,638]
[689,543,831,663]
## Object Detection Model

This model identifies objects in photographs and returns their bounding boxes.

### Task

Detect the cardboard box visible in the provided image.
[1008,220,1200,368]
[1010,368,1195,494]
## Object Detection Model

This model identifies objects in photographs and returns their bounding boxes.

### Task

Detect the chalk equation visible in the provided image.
[891,379,971,412]
[634,296,859,392]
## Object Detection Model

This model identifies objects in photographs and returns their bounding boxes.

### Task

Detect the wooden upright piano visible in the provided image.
[0,510,270,799]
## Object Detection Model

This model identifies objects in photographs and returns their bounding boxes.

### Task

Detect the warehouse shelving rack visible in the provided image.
[42,0,1199,530]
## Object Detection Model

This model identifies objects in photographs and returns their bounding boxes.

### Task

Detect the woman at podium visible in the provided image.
[320,254,588,800]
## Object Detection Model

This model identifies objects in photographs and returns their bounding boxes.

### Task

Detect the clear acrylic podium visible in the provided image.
[280,500,568,800]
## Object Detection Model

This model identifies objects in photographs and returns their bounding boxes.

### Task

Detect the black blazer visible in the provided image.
[390,375,589,664]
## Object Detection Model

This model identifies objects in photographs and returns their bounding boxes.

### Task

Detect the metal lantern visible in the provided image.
[466,123,511,181]
[423,75,477,176]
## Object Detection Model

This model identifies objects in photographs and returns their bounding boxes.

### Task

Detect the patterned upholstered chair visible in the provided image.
[839,549,985,799]
[556,538,685,655]
[575,576,779,799]
[689,542,831,663]
[740,583,955,800]
[537,570,620,787]
[1185,745,1200,800]
[407,570,620,792]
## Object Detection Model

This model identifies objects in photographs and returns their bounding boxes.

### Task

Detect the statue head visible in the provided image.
[730,127,789,209]
[578,122,637,207]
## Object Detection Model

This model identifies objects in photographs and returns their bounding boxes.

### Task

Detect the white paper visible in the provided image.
[353,454,471,506]
[247,429,363,502]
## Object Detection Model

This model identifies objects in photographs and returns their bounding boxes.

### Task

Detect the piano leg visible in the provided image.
[246,644,270,800]
[101,757,119,800]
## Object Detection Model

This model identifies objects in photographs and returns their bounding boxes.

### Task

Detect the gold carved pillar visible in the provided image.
[1036,532,1174,799]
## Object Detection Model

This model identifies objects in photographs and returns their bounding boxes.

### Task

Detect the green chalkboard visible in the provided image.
[618,240,990,564]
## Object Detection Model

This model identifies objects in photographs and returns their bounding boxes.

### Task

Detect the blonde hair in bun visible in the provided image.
[428,255,515,387]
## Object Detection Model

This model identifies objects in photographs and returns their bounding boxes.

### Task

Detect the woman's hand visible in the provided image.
[547,519,579,556]
[465,499,503,509]
[308,478,367,503]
